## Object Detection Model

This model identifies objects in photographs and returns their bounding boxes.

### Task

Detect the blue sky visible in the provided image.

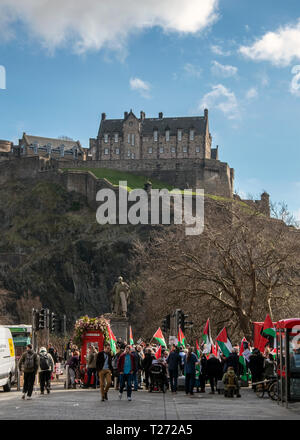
[0,0,300,218]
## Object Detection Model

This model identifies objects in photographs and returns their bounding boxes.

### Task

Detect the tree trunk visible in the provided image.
[236,310,252,342]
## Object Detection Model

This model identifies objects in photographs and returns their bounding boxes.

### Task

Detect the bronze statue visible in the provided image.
[111,276,131,317]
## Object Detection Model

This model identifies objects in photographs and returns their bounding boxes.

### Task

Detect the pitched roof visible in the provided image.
[22,134,82,151]
[98,115,207,137]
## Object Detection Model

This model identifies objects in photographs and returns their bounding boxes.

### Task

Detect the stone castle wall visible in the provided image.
[0,157,270,217]
[58,157,234,198]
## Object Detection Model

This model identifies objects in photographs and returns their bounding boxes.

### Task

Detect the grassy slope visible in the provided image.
[63,167,244,204]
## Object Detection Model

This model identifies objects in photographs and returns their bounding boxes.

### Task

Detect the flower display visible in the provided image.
[73,315,110,346]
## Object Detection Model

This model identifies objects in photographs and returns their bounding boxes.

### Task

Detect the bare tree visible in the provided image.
[270,201,299,228]
[133,200,300,342]
[15,290,42,324]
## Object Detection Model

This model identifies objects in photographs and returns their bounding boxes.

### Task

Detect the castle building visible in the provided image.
[89,109,218,162]
[15,133,85,160]
[89,109,234,198]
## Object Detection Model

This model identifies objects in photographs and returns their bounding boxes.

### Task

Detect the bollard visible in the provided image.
[65,364,70,389]
[17,367,20,392]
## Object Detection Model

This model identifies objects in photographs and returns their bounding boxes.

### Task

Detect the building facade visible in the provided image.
[89,109,219,162]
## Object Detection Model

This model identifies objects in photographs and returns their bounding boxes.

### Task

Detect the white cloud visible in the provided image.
[0,0,219,54]
[130,77,151,98]
[198,84,239,119]
[246,87,258,99]
[210,44,231,56]
[211,60,238,77]
[239,19,300,66]
[183,63,202,78]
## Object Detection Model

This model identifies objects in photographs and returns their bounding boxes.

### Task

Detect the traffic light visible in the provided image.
[183,313,194,332]
[176,310,193,332]
[33,309,40,330]
[39,309,46,330]
[162,314,171,332]
[175,309,183,330]
[50,312,57,333]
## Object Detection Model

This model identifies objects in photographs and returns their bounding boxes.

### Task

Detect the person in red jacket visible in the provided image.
[117,345,136,401]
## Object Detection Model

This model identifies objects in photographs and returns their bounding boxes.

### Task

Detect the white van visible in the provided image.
[0,326,16,391]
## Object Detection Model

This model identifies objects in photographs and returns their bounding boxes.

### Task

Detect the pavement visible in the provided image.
[0,382,300,420]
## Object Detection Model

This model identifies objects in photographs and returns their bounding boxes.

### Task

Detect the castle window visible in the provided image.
[190,130,194,141]
[116,148,120,155]
[127,150,131,157]
[131,134,135,146]
[196,146,200,153]
[128,134,130,144]
[104,134,108,143]
[148,147,152,154]
[104,148,109,155]
[114,133,118,143]
[131,153,135,159]
[183,146,187,153]
[160,147,164,154]
[178,130,182,141]
[154,130,158,142]
[165,130,170,142]
[171,147,176,153]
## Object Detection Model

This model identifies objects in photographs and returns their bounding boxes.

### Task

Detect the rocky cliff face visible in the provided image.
[0,178,152,327]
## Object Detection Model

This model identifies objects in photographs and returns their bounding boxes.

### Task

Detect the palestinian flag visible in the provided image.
[216,327,233,357]
[129,326,134,346]
[155,345,162,360]
[202,319,213,354]
[177,326,186,348]
[108,325,117,355]
[196,339,201,358]
[239,337,248,381]
[261,314,276,342]
[153,327,167,348]
[212,343,220,359]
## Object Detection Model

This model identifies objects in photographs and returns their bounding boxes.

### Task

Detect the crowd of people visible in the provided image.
[62,338,277,401]
[18,338,276,401]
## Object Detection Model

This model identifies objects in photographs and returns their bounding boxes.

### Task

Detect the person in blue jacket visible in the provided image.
[184,347,199,396]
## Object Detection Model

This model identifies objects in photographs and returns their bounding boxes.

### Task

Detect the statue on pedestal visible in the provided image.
[111,276,131,318]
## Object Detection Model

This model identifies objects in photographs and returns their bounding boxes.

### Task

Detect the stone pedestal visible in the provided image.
[103,314,128,341]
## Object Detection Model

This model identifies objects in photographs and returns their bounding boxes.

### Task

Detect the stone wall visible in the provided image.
[58,157,234,198]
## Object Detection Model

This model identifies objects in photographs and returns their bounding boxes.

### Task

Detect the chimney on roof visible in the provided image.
[204,109,208,120]
[101,113,106,121]
[159,112,163,119]
[124,111,128,119]
[140,111,145,120]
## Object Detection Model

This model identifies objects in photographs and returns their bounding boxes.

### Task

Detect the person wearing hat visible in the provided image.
[38,347,54,395]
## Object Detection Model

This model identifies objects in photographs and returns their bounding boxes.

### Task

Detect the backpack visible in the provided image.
[39,354,50,371]
[227,372,236,387]
[24,353,35,370]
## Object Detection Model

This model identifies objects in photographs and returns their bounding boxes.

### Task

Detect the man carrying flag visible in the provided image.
[239,338,248,384]
[152,327,167,348]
